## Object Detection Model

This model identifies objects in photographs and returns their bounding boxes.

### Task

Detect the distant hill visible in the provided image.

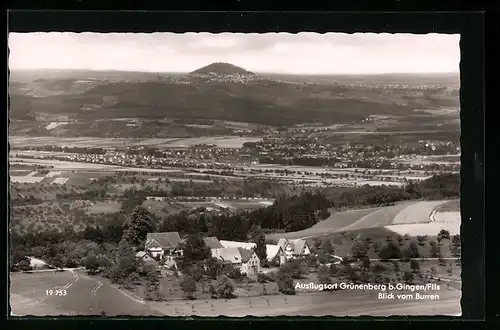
[190,62,255,75]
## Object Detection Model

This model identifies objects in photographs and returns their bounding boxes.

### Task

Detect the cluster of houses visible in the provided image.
[136,231,312,276]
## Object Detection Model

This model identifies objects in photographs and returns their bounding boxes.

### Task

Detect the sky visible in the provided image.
[8,32,460,75]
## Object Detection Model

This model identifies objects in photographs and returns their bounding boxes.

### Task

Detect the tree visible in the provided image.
[329,263,339,276]
[393,261,400,272]
[439,229,450,240]
[450,235,461,258]
[276,272,296,295]
[204,257,223,279]
[17,259,32,272]
[403,242,420,259]
[351,240,368,259]
[144,270,163,301]
[416,235,427,246]
[410,260,420,273]
[372,242,381,253]
[319,239,335,255]
[211,276,235,299]
[403,271,414,284]
[252,230,267,264]
[122,206,155,246]
[85,254,100,274]
[181,234,210,265]
[429,241,442,258]
[180,275,197,300]
[317,265,332,288]
[362,257,371,270]
[396,235,404,246]
[379,242,401,261]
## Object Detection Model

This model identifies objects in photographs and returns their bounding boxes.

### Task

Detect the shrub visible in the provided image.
[351,240,368,259]
[257,272,267,283]
[410,260,420,273]
[439,229,450,239]
[403,271,414,284]
[276,273,296,295]
[329,263,339,276]
[180,275,197,300]
[211,275,235,299]
[378,242,401,261]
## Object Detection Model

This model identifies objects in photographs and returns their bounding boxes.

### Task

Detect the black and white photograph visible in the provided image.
[9,31,461,317]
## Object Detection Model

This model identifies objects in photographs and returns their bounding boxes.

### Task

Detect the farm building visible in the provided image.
[145,232,183,259]
[203,236,224,249]
[277,238,311,260]
[220,240,256,250]
[219,240,286,265]
[211,247,261,275]
[135,251,154,262]
[266,244,286,265]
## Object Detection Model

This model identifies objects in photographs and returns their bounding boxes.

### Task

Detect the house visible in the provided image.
[211,247,261,275]
[145,232,183,259]
[266,244,286,266]
[238,248,261,275]
[203,236,224,249]
[219,240,286,266]
[220,240,256,250]
[27,257,50,270]
[277,238,311,259]
[135,251,160,269]
[135,251,154,262]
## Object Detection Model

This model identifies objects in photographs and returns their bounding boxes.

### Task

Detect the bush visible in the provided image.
[351,240,368,259]
[180,275,197,300]
[279,259,308,279]
[257,272,267,283]
[403,271,414,284]
[439,229,450,239]
[329,263,339,276]
[276,272,296,295]
[224,265,245,281]
[378,242,401,261]
[17,259,32,272]
[211,276,235,299]
[410,260,420,272]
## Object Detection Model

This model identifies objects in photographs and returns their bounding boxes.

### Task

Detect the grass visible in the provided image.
[435,199,460,212]
[88,201,122,214]
[267,207,380,241]
[306,227,458,259]
[142,200,188,217]
[391,201,449,225]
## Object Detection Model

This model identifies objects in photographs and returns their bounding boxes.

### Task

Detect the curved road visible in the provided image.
[10,270,162,316]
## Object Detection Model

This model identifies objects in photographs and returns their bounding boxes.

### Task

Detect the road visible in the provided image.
[10,270,162,316]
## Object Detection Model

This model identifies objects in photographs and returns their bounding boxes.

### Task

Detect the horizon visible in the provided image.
[8,32,460,75]
[9,67,459,77]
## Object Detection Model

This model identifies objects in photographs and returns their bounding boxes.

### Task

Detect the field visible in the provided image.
[142,200,189,218]
[267,200,460,243]
[436,200,460,212]
[9,136,262,149]
[392,201,448,225]
[267,207,380,241]
[87,201,122,214]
